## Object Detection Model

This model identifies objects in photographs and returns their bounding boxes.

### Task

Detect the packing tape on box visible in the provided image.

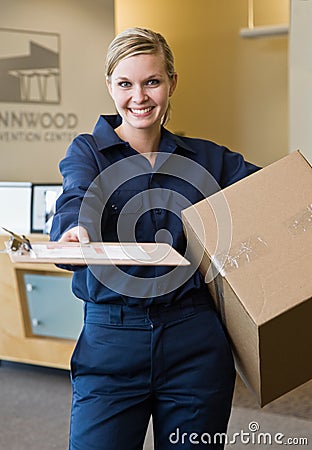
[288,203,312,236]
[205,236,269,326]
[208,202,312,277]
[210,235,268,277]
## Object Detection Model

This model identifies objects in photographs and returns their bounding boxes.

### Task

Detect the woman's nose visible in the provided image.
[132,85,148,103]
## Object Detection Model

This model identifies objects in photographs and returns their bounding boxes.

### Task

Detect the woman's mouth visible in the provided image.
[129,107,153,115]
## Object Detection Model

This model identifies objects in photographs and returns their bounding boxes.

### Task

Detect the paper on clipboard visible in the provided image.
[33,243,151,261]
[8,241,190,266]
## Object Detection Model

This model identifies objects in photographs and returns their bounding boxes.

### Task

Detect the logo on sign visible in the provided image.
[0,28,60,104]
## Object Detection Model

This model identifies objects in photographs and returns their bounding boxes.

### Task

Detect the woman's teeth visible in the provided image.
[131,107,152,115]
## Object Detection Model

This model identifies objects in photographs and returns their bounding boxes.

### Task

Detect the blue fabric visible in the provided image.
[50,114,260,307]
[69,298,236,450]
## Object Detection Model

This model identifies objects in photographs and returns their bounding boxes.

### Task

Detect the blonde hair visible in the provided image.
[105,27,176,124]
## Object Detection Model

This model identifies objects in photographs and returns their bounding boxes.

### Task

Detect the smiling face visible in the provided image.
[106,52,177,137]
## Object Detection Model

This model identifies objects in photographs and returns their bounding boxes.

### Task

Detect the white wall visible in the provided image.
[0,0,115,182]
[289,0,312,164]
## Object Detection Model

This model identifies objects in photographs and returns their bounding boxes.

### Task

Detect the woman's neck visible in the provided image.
[115,124,161,155]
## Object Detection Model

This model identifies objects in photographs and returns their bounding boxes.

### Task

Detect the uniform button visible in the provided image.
[155,208,162,215]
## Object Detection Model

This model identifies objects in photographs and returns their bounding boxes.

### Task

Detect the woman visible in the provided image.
[50,27,259,450]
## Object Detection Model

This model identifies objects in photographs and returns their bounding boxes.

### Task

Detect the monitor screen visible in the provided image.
[31,184,63,233]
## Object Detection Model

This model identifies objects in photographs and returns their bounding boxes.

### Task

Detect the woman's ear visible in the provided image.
[106,77,113,97]
[169,73,178,97]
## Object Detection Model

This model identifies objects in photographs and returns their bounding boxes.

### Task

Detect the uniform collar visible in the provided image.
[92,114,196,154]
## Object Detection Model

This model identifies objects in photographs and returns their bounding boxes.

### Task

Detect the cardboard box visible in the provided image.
[182,151,312,406]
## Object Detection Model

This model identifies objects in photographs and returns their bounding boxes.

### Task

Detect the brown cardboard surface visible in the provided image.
[182,150,312,406]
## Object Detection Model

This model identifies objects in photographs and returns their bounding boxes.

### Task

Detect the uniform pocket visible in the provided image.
[70,321,151,383]
[104,190,143,241]
[70,325,86,380]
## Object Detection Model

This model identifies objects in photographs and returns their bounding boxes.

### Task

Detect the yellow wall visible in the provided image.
[114,0,289,167]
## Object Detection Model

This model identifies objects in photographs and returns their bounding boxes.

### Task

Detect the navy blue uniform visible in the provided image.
[50,114,259,449]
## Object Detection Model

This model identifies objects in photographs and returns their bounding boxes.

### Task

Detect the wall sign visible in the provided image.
[0,28,78,144]
[0,0,115,183]
[0,28,60,104]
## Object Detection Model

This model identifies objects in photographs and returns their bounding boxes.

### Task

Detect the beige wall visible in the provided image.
[289,0,312,164]
[0,0,289,183]
[115,0,289,167]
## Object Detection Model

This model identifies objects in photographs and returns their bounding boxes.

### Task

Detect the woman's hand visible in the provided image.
[59,226,90,244]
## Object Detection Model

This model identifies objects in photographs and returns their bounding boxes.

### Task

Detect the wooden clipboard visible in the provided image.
[8,241,190,266]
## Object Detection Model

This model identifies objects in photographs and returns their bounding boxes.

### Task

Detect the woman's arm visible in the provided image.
[50,135,104,243]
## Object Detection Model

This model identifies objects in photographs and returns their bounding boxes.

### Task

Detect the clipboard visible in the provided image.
[4,236,190,266]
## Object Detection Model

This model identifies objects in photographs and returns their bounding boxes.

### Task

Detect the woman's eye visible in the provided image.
[146,79,159,86]
[118,81,131,88]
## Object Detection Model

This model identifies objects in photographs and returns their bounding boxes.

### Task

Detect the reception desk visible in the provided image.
[0,234,83,369]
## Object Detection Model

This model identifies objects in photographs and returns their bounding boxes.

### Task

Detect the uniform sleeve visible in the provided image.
[219,147,261,188]
[50,135,105,243]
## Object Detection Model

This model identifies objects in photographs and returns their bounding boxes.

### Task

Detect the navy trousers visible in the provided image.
[69,297,235,449]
